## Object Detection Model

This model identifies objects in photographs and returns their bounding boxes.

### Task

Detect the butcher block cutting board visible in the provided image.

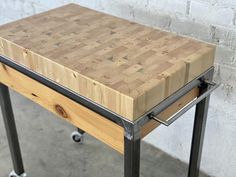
[0,4,215,121]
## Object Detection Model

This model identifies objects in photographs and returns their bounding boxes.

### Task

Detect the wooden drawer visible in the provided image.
[0,63,199,154]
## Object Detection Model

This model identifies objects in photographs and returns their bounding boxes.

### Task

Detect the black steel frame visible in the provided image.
[0,55,217,177]
[0,84,25,176]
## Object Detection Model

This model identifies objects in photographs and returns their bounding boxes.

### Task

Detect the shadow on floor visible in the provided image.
[0,91,210,177]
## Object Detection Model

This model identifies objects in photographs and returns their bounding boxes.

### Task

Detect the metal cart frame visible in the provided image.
[0,55,218,177]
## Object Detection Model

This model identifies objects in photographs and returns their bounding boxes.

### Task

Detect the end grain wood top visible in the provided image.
[0,4,215,121]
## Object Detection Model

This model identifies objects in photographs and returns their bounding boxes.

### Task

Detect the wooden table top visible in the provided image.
[0,4,215,121]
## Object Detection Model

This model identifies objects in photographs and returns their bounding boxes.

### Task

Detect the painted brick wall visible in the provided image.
[0,1,235,177]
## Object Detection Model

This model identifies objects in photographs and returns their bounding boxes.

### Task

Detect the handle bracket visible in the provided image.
[149,79,219,126]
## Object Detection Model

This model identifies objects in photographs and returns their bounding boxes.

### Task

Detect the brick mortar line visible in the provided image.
[233,11,236,25]
[186,0,191,15]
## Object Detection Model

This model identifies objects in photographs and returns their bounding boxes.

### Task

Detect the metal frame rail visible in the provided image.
[0,55,218,177]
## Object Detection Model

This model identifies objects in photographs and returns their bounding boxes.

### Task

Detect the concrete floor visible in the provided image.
[0,90,209,177]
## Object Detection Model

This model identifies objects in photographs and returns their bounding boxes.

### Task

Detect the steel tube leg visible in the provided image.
[124,136,141,177]
[0,83,25,176]
[188,85,211,177]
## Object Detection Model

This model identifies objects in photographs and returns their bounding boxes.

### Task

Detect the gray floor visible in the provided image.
[0,90,209,177]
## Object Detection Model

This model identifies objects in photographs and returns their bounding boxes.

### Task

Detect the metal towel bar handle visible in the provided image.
[149,80,219,126]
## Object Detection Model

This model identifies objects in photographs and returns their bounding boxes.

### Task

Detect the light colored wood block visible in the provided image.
[0,63,200,153]
[0,63,124,154]
[0,4,215,121]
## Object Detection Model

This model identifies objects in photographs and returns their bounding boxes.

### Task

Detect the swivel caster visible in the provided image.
[71,131,84,143]
[9,171,27,177]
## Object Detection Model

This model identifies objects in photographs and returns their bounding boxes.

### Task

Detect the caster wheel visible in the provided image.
[9,171,27,177]
[71,131,84,143]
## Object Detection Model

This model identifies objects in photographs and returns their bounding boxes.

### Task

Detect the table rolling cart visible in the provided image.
[0,4,218,177]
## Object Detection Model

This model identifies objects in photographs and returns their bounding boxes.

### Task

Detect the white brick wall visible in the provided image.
[190,1,235,26]
[0,1,236,177]
[215,26,236,49]
[215,0,236,7]
[147,0,188,16]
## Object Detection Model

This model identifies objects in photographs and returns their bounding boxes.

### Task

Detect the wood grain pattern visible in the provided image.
[0,63,124,154]
[0,63,200,153]
[0,4,216,121]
